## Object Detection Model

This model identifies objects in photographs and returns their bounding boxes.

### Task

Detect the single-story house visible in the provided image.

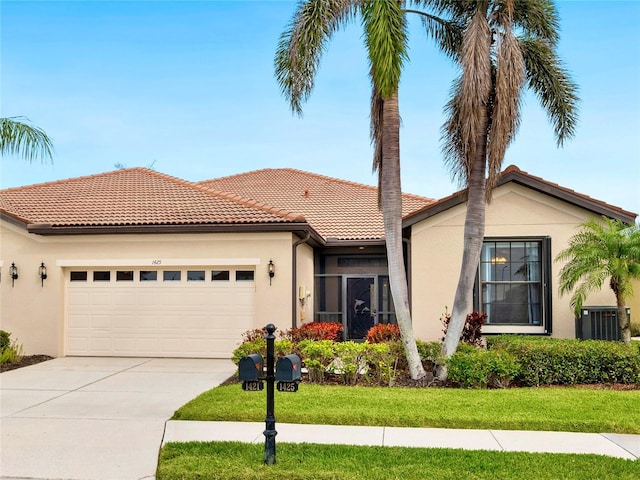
[0,166,636,358]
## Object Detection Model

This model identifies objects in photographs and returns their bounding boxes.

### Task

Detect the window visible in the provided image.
[163,270,181,282]
[116,271,134,281]
[187,270,205,281]
[478,238,551,330]
[93,271,111,282]
[236,270,254,281]
[140,271,157,282]
[70,271,88,282]
[212,270,230,281]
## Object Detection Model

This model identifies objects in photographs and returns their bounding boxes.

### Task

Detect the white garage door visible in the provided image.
[65,267,255,358]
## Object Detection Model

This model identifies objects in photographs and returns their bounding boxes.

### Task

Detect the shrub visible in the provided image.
[416,340,445,371]
[365,323,401,343]
[298,340,336,383]
[441,310,486,347]
[232,339,294,366]
[0,330,24,365]
[364,343,398,386]
[631,322,640,337]
[0,330,11,351]
[333,342,368,385]
[488,336,640,386]
[447,349,519,388]
[287,322,343,342]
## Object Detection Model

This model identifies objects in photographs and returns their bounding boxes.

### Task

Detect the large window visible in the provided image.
[478,238,551,330]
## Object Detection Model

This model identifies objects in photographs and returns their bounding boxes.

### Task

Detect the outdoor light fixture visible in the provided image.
[39,262,48,287]
[268,259,275,285]
[10,262,18,287]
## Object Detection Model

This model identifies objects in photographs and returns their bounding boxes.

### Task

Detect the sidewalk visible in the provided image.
[163,421,640,460]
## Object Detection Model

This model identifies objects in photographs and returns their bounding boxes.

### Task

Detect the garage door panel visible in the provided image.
[66,268,256,358]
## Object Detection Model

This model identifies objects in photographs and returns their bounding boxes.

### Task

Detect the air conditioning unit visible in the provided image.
[576,306,630,341]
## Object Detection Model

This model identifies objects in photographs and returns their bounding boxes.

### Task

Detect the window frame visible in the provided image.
[475,236,552,335]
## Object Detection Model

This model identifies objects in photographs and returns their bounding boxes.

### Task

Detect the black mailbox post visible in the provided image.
[238,324,301,465]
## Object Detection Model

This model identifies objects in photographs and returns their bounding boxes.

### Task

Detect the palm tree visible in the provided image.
[0,117,53,163]
[557,217,640,344]
[438,0,579,378]
[275,0,459,380]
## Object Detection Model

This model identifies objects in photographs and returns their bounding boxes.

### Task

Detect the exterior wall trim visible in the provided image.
[56,258,262,267]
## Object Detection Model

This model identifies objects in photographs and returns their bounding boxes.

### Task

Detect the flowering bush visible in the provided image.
[365,323,401,343]
[287,322,343,342]
[441,310,486,347]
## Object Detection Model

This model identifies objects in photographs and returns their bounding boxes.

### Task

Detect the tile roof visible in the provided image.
[404,165,637,226]
[0,168,305,228]
[198,168,433,241]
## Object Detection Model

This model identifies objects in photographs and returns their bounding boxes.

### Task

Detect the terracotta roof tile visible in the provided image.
[404,165,637,225]
[0,168,304,228]
[198,168,433,241]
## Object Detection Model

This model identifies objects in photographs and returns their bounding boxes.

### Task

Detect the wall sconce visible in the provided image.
[10,262,18,287]
[268,259,275,285]
[39,262,48,287]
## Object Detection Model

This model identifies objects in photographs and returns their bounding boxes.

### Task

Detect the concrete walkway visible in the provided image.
[164,420,640,460]
[1,357,236,480]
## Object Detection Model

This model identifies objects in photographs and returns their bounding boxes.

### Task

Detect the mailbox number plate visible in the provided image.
[277,381,299,392]
[242,380,264,391]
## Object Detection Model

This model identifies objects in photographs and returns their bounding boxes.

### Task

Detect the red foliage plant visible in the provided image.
[441,311,486,347]
[365,323,401,343]
[288,322,343,342]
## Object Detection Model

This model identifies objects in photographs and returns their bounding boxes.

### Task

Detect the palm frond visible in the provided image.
[520,36,579,146]
[404,9,463,59]
[456,8,492,171]
[0,117,54,163]
[274,0,357,115]
[486,11,524,197]
[557,217,640,315]
[370,83,384,176]
[441,78,470,188]
[360,0,408,99]
[510,0,559,46]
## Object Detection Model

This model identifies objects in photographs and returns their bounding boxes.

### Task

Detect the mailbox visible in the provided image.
[238,354,264,381]
[275,354,302,382]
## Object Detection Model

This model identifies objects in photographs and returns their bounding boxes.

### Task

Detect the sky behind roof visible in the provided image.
[2,0,639,215]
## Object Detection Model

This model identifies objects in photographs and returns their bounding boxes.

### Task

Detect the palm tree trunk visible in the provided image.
[616,295,631,344]
[437,113,489,381]
[381,91,426,380]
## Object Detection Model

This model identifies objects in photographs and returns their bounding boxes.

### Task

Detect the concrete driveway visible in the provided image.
[0,357,235,480]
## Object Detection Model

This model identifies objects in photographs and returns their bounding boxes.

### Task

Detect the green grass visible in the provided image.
[158,442,640,479]
[173,383,640,434]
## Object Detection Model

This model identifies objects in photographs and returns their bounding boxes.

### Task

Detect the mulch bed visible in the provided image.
[0,355,54,373]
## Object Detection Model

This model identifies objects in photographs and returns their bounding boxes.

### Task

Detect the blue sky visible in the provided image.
[2,1,639,215]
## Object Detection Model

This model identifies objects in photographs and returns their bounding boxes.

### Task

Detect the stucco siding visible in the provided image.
[410,184,618,341]
[0,220,295,357]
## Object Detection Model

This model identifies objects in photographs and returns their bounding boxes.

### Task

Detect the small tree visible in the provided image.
[557,217,640,344]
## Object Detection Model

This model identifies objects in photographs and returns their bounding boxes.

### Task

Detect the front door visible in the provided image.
[345,276,376,340]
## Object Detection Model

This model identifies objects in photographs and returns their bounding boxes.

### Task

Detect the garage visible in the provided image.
[65,266,255,358]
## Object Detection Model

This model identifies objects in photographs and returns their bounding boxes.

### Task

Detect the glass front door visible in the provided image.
[345,276,376,340]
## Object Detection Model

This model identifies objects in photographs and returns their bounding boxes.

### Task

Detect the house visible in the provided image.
[0,166,636,358]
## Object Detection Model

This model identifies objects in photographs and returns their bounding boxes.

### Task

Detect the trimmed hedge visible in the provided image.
[232,329,640,388]
[487,336,640,387]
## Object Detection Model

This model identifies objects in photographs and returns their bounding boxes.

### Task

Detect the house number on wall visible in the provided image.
[151,259,162,265]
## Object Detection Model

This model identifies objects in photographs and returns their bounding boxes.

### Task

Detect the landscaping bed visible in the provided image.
[0,355,53,373]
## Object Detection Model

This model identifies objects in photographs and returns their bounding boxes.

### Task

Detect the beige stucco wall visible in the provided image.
[0,220,296,357]
[410,183,619,341]
[295,241,315,328]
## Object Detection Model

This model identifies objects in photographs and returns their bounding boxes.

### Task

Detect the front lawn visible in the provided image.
[158,442,640,479]
[173,383,640,434]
